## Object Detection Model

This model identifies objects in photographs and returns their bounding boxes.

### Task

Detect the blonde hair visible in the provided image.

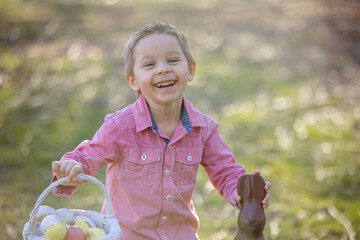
[124,22,195,77]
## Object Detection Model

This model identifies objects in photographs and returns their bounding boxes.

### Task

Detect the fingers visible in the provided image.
[265,181,271,191]
[233,193,241,203]
[52,161,60,170]
[52,160,83,184]
[68,164,83,183]
[254,170,261,175]
[65,163,76,181]
[52,161,61,176]
[262,181,271,209]
[233,193,242,209]
[262,190,270,208]
[59,161,71,179]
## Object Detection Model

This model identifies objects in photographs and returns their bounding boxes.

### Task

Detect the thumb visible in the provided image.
[52,161,60,171]
[233,193,241,202]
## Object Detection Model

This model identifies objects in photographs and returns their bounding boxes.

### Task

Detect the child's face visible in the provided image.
[126,33,195,108]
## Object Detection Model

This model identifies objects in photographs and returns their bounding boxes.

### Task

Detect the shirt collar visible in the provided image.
[183,96,206,128]
[132,94,206,133]
[132,95,153,133]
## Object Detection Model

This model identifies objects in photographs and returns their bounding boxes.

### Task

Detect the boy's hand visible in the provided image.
[233,170,271,209]
[52,160,85,186]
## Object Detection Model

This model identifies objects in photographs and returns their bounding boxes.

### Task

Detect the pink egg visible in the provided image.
[64,225,86,240]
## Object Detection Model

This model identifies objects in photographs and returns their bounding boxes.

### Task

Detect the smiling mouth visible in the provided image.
[155,80,176,88]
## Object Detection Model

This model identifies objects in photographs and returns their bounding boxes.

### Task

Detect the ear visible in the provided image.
[126,74,140,92]
[188,61,196,82]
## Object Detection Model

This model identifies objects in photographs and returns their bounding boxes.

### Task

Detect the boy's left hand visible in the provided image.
[233,170,271,209]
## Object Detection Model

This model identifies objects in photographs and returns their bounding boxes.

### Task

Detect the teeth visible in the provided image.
[155,81,175,87]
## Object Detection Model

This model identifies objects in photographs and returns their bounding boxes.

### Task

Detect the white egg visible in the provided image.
[40,214,62,234]
[37,205,58,222]
[73,215,96,228]
[57,208,73,224]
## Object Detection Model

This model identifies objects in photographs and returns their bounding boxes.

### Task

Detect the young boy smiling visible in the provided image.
[52,22,271,240]
[126,32,195,138]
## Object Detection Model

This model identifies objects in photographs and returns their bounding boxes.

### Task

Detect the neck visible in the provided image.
[147,98,183,138]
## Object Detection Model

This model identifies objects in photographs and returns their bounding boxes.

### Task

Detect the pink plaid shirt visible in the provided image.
[54,94,246,240]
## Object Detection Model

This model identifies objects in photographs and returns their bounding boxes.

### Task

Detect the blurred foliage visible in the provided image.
[0,0,359,239]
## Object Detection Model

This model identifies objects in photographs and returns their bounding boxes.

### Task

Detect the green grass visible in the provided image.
[1,0,359,239]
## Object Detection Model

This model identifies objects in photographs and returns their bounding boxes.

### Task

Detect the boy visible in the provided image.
[52,22,270,240]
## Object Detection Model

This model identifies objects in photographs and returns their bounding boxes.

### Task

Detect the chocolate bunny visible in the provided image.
[234,174,266,240]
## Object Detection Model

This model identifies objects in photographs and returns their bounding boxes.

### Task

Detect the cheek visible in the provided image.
[135,70,152,81]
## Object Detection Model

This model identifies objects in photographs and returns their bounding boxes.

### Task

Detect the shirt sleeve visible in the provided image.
[201,123,246,207]
[53,114,122,196]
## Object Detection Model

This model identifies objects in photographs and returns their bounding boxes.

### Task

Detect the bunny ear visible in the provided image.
[252,174,266,205]
[237,174,266,203]
[237,174,251,202]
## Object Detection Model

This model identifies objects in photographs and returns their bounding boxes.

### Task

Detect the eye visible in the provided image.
[168,59,179,63]
[143,62,154,68]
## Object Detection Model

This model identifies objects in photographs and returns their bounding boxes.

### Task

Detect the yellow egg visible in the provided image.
[74,219,91,235]
[87,227,106,240]
[40,214,62,234]
[44,222,67,240]
[73,216,96,228]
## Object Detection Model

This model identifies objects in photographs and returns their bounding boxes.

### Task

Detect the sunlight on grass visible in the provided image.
[1,0,359,239]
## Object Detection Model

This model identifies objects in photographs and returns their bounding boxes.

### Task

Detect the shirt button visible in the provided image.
[165,169,170,175]
[162,216,167,221]
[163,237,168,240]
[168,144,172,149]
[187,155,192,161]
[141,154,147,161]
[166,195,171,200]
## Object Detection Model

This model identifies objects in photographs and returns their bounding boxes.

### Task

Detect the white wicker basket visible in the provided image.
[23,174,122,240]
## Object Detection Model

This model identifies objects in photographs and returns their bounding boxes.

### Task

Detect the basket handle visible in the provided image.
[27,174,113,231]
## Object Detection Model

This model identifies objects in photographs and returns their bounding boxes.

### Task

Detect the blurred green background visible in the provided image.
[1,0,359,239]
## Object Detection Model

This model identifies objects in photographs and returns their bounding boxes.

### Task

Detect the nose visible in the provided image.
[248,217,256,225]
[156,63,170,75]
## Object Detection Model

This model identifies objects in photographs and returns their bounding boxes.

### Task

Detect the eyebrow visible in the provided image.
[168,51,182,56]
[138,56,152,63]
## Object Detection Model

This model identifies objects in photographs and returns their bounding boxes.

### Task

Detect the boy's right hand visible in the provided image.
[52,160,85,186]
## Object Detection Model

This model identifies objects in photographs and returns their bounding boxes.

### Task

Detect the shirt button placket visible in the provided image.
[161,142,171,240]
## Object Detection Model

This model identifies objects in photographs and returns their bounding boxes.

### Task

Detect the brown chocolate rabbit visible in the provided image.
[234,174,266,240]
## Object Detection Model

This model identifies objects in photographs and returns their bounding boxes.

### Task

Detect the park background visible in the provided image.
[0,0,359,239]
